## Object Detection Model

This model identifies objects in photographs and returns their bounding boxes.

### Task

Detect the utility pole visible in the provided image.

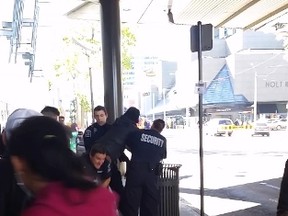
[253,69,258,122]
[163,88,166,120]
[89,65,95,123]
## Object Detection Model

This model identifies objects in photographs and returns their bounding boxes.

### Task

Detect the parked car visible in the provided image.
[252,122,270,136]
[205,118,234,136]
[266,118,287,131]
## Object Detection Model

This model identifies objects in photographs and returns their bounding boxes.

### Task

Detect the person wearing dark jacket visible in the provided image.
[0,108,42,216]
[83,106,111,153]
[95,106,140,214]
[81,144,112,188]
[8,116,117,216]
[122,119,167,216]
[96,107,140,162]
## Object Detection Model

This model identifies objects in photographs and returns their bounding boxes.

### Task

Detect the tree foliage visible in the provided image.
[51,22,136,124]
[78,93,90,113]
[121,26,136,71]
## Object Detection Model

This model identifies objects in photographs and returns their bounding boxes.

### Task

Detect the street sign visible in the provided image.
[194,82,206,94]
[190,24,213,52]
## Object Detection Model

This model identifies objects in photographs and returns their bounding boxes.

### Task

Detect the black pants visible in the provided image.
[122,162,159,216]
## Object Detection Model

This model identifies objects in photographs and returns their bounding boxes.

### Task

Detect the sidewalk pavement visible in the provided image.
[180,198,201,216]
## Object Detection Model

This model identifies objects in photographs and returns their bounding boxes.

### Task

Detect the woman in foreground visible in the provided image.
[8,116,118,216]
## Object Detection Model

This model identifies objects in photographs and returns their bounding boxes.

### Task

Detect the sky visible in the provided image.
[0,0,195,115]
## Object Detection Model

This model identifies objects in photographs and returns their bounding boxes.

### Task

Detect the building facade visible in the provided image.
[146,29,288,122]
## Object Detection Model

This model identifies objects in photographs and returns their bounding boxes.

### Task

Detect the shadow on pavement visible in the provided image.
[179,177,282,216]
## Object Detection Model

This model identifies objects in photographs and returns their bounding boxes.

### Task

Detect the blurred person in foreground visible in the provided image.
[0,108,42,216]
[8,116,118,216]
[123,119,167,216]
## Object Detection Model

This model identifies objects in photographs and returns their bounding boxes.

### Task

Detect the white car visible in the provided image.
[252,122,270,136]
[205,118,234,136]
[266,119,287,131]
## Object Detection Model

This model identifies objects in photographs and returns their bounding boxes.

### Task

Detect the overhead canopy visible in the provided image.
[65,0,288,30]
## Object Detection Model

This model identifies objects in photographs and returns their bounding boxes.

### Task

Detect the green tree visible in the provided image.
[121,26,136,70]
[51,22,136,125]
[78,93,90,113]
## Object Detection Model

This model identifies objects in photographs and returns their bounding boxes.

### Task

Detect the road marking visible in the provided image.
[260,182,280,190]
[180,193,260,216]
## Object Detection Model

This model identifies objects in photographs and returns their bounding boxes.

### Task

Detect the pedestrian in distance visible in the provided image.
[58,115,73,139]
[0,108,42,216]
[40,106,60,121]
[123,119,167,216]
[8,115,118,216]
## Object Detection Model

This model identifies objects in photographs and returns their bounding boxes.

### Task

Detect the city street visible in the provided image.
[162,127,288,216]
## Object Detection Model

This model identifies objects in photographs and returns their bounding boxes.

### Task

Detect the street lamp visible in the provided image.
[88,64,95,123]
[286,102,288,119]
[253,69,258,122]
[152,92,155,121]
[86,54,95,123]
[163,88,166,120]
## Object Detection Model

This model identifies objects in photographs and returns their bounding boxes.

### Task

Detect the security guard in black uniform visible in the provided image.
[123,119,167,216]
[83,106,111,153]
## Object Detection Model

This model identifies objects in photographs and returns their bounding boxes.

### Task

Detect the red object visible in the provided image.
[22,182,118,216]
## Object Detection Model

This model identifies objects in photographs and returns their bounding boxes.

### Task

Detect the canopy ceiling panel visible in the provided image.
[159,0,288,29]
[64,0,288,30]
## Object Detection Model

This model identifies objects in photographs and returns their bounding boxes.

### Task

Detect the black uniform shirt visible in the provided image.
[83,123,111,152]
[81,153,112,183]
[127,129,167,166]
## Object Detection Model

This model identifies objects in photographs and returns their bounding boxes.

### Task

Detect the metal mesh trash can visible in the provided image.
[158,163,182,216]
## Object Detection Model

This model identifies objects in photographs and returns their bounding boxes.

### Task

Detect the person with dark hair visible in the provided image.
[83,105,111,153]
[81,144,112,188]
[58,115,73,139]
[95,106,140,214]
[96,106,140,162]
[0,108,42,216]
[123,119,167,216]
[40,106,60,121]
[8,116,117,216]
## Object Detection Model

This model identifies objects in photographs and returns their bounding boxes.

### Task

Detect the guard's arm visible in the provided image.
[83,127,94,152]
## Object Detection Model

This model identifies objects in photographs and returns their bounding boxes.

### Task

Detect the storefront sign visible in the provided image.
[265,81,288,88]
